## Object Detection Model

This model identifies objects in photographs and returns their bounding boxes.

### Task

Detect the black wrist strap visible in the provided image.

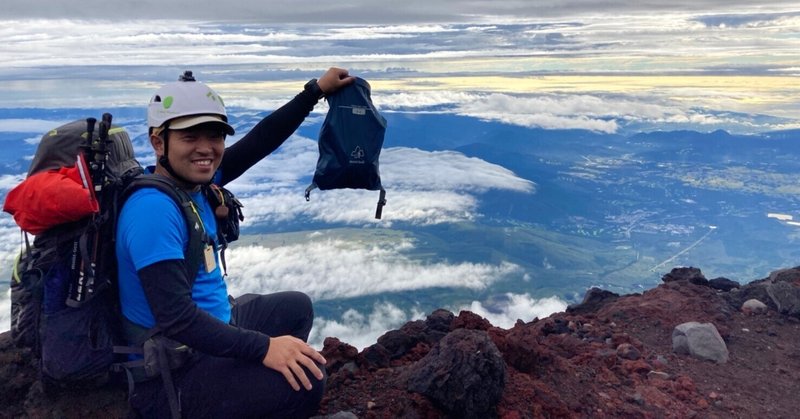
[304,78,325,100]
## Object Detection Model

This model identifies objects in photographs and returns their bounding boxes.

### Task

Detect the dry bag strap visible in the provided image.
[375,188,387,220]
[304,183,317,201]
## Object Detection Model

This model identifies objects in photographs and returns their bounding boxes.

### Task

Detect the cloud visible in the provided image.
[463,94,641,123]
[227,136,534,226]
[243,188,482,225]
[460,293,568,328]
[0,222,23,325]
[0,119,72,133]
[379,90,793,134]
[0,174,25,191]
[2,13,800,127]
[308,292,568,350]
[0,289,9,335]
[376,91,470,109]
[380,91,680,133]
[225,239,522,301]
[309,302,426,350]
[459,108,619,133]
[1,12,798,77]
[693,11,800,28]
[329,24,460,39]
[4,1,797,22]
[226,136,319,191]
[382,147,535,193]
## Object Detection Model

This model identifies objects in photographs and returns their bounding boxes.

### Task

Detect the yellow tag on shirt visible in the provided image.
[203,244,217,273]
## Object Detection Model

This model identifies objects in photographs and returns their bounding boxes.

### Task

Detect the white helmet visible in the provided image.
[147,71,235,135]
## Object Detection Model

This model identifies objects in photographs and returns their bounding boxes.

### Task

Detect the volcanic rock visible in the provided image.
[404,328,505,418]
[4,266,800,418]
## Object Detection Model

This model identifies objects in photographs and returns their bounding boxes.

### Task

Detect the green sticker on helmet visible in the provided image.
[163,96,174,109]
[206,91,224,106]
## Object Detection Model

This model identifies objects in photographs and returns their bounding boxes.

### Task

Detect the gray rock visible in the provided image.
[764,278,800,317]
[672,322,729,363]
[741,299,768,315]
[405,328,505,418]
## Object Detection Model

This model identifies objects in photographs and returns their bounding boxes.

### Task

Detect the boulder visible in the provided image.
[405,328,505,418]
[672,322,729,364]
[708,277,740,292]
[741,299,768,315]
[661,267,708,286]
[376,309,455,361]
[567,287,620,314]
[764,278,800,317]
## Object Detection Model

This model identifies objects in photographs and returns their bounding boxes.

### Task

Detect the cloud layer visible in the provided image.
[376,86,798,134]
[5,1,799,22]
[2,14,798,130]
[221,232,566,351]
[225,239,522,300]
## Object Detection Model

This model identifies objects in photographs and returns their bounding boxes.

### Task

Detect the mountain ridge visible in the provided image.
[2,266,799,418]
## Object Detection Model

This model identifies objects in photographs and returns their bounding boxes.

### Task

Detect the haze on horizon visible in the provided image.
[1,1,799,130]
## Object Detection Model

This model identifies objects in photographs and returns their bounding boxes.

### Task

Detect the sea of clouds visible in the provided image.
[2,9,799,343]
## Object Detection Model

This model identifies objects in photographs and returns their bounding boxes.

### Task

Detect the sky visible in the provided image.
[1,1,799,348]
[2,2,799,132]
[5,1,800,23]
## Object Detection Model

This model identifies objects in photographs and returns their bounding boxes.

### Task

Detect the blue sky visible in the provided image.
[1,1,799,347]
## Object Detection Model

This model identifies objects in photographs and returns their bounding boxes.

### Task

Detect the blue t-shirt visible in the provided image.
[116,187,231,329]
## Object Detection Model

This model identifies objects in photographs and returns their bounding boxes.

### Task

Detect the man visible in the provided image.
[116,68,353,418]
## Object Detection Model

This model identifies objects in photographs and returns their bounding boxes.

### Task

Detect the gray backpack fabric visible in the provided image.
[305,77,388,219]
[28,119,140,179]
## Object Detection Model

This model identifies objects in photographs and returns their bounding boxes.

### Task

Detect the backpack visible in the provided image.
[3,115,243,393]
[305,77,388,219]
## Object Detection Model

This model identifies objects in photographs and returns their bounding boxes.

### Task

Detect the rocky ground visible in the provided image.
[2,266,800,418]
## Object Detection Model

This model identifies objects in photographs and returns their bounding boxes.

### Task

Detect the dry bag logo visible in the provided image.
[350,146,365,164]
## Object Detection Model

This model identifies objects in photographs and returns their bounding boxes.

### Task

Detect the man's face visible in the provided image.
[153,124,225,186]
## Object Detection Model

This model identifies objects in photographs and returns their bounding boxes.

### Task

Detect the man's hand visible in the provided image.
[262,335,327,391]
[317,67,355,95]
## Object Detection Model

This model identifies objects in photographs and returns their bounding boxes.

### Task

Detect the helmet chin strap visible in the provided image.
[158,127,199,188]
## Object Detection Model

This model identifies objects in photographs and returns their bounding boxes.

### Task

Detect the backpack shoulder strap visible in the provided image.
[121,174,208,285]
[201,183,244,276]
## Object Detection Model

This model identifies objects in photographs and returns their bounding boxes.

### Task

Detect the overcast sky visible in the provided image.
[4,0,799,22]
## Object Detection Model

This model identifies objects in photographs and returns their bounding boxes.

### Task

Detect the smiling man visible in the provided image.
[116,68,353,418]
